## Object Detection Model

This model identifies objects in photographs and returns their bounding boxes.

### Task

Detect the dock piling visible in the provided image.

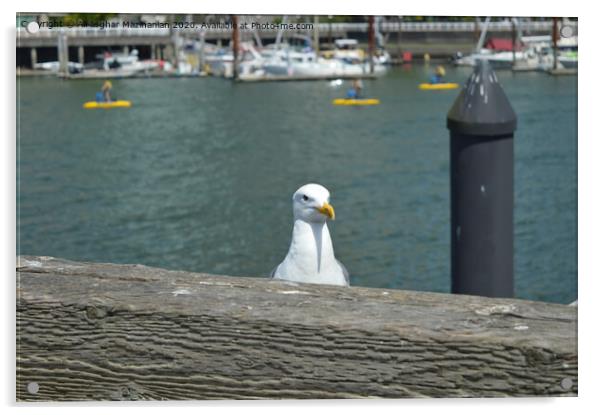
[397,16,402,61]
[78,45,84,65]
[447,60,517,298]
[368,16,375,74]
[511,19,516,65]
[552,17,559,71]
[313,15,319,53]
[199,32,206,73]
[30,47,37,68]
[232,15,239,80]
[57,32,68,76]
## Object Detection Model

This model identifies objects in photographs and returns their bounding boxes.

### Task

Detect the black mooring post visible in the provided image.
[446,60,517,298]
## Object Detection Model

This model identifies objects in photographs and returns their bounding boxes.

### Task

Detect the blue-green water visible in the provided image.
[17,66,577,303]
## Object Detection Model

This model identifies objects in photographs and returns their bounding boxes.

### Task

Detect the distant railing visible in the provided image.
[322,21,558,32]
[17,27,172,38]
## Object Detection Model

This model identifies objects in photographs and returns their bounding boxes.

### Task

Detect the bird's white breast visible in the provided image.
[274,219,347,286]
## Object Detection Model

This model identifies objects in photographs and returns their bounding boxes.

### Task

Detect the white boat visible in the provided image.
[512,35,577,71]
[260,33,387,78]
[33,61,84,73]
[455,49,529,69]
[321,38,391,66]
[262,46,386,78]
[204,42,265,78]
[373,49,392,65]
[98,49,160,73]
[204,50,232,76]
[557,36,578,69]
[511,36,553,71]
[455,18,578,71]
[453,17,527,69]
[206,26,388,80]
[82,49,161,76]
[326,39,365,62]
[558,53,578,69]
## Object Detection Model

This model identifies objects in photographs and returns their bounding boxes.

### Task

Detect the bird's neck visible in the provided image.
[289,219,335,273]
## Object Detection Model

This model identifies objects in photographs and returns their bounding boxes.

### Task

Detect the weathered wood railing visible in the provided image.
[16,256,577,401]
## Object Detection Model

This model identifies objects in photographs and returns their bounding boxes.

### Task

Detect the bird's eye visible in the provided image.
[302,195,309,202]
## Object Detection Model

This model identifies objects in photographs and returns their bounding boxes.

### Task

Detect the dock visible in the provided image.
[548,67,578,75]
[236,73,380,82]
[57,70,208,79]
[17,256,577,401]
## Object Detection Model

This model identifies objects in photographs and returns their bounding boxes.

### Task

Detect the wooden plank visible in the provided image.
[16,256,577,401]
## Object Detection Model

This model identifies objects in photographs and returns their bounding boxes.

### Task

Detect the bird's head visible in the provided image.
[292,183,335,223]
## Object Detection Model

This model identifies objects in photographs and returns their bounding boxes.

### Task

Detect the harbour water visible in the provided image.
[17,65,577,303]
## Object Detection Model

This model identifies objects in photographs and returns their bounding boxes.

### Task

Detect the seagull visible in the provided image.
[271,183,349,286]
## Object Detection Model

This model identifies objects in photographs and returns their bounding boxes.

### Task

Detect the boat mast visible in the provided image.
[511,18,517,65]
[368,16,375,74]
[397,16,402,60]
[253,24,263,48]
[313,15,319,53]
[275,15,288,48]
[475,16,491,53]
[552,17,559,70]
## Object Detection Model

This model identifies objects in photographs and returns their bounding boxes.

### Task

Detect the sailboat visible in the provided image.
[453,17,527,69]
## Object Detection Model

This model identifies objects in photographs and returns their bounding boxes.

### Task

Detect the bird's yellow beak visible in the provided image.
[317,202,335,220]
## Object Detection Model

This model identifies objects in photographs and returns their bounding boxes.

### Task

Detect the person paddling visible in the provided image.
[101,80,113,102]
[430,65,446,84]
[346,78,364,99]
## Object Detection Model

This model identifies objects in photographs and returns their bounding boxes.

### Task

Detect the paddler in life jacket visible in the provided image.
[346,78,364,99]
[101,80,113,102]
[429,65,446,84]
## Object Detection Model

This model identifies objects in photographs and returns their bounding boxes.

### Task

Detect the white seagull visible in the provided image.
[271,183,349,286]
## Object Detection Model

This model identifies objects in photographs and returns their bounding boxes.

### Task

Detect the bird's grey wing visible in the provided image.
[269,263,280,279]
[337,260,350,286]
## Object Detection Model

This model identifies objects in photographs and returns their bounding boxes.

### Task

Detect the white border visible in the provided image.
[4,1,598,414]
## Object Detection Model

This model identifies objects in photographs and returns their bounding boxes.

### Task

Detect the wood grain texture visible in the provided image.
[16,256,577,401]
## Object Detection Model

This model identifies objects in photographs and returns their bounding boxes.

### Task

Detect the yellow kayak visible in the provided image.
[418,83,459,90]
[332,98,380,106]
[83,100,132,109]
